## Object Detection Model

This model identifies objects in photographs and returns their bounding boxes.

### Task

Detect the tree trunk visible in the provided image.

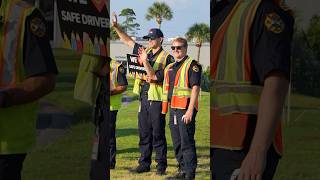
[197,45,201,62]
[156,17,162,29]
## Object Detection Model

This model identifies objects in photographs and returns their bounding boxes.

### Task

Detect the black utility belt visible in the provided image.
[139,80,148,86]
[140,90,148,96]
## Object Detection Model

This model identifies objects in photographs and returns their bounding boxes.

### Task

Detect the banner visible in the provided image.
[127,54,147,79]
[57,0,109,57]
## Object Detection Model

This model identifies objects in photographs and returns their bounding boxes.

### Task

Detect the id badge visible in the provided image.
[174,114,177,125]
[138,103,141,112]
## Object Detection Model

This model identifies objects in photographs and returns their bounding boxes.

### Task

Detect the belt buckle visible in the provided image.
[140,80,146,86]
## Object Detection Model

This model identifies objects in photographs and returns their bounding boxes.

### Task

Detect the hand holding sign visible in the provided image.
[138,47,147,65]
[146,75,152,83]
[127,54,147,79]
[112,12,118,27]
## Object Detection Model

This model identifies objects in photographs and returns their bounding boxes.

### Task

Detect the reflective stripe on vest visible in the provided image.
[0,0,39,154]
[162,57,198,114]
[0,0,33,88]
[211,0,262,115]
[110,60,123,111]
[132,48,170,101]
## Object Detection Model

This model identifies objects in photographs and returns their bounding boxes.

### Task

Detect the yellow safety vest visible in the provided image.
[74,55,124,110]
[162,57,198,114]
[74,54,103,106]
[132,48,170,101]
[110,60,123,111]
[0,0,39,154]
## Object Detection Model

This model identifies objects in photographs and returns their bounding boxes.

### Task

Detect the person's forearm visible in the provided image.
[249,73,289,153]
[187,85,200,112]
[2,74,56,107]
[113,24,135,48]
[111,85,127,95]
[142,61,157,80]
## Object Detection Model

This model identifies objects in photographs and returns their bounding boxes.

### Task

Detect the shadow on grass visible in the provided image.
[116,128,138,138]
[72,107,93,124]
[117,148,139,154]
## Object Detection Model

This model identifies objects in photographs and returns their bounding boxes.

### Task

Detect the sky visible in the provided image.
[110,0,210,40]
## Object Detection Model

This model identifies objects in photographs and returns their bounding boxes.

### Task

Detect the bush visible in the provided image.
[201,66,210,92]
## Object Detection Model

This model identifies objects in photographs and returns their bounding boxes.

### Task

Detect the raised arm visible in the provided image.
[112,12,135,48]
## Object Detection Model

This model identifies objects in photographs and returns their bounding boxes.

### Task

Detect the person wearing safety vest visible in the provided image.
[0,0,58,179]
[152,37,201,180]
[112,12,173,175]
[211,0,294,179]
[109,59,128,169]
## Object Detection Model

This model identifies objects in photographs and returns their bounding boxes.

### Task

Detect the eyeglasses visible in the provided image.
[171,46,184,50]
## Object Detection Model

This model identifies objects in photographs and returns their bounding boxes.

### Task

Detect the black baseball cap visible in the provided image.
[143,28,164,39]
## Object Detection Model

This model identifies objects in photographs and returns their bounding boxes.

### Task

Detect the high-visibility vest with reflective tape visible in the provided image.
[162,57,198,114]
[132,48,170,101]
[0,0,39,154]
[110,59,123,111]
[210,0,283,154]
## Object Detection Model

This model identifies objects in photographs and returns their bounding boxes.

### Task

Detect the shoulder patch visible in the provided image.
[30,17,46,38]
[264,12,285,34]
[118,66,125,74]
[192,65,199,73]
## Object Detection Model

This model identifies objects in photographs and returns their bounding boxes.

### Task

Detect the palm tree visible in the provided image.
[145,2,173,29]
[185,23,210,62]
[119,8,140,35]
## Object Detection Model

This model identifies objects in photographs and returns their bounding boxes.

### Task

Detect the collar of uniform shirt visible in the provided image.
[147,46,164,61]
[174,55,188,66]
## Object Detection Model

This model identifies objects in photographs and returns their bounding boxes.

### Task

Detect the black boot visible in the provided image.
[165,167,185,179]
[130,164,150,173]
[156,165,166,176]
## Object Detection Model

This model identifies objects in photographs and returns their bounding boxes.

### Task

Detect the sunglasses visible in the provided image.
[148,37,158,41]
[171,46,184,50]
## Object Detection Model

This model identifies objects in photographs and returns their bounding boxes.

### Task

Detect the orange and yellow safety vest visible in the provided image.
[162,57,198,114]
[210,0,283,154]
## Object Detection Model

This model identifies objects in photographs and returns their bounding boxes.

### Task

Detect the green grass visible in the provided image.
[275,96,320,180]
[21,49,320,179]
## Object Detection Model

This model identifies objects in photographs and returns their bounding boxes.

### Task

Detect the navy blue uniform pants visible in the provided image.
[211,146,280,180]
[138,94,167,168]
[0,154,26,180]
[109,110,117,167]
[169,108,197,176]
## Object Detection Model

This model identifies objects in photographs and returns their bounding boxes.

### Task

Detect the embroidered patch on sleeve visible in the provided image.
[264,12,285,34]
[192,65,199,72]
[30,17,46,38]
[119,66,125,74]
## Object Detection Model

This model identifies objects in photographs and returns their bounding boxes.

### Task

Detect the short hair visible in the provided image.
[172,37,188,47]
